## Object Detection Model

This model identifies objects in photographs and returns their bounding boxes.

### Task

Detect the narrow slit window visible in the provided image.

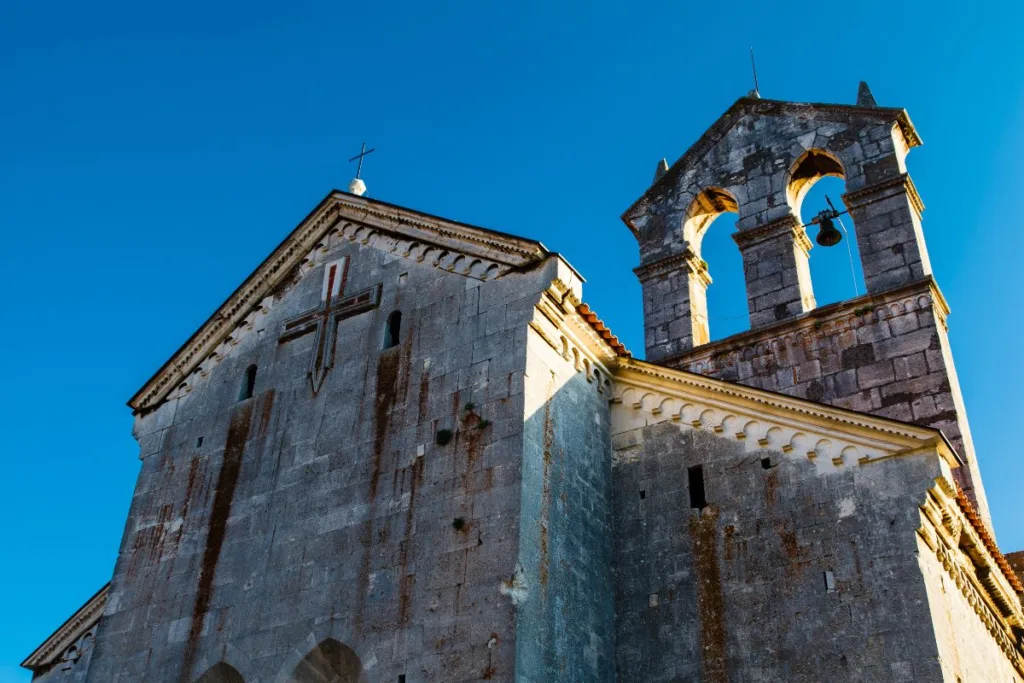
[688,464,707,510]
[639,489,646,500]
[239,364,257,401]
[383,311,402,349]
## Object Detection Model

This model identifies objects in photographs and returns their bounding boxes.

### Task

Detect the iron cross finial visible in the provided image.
[348,142,376,180]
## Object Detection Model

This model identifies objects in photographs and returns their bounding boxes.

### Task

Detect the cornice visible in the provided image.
[22,583,109,670]
[918,478,1024,675]
[622,97,921,232]
[529,277,629,380]
[633,248,711,287]
[843,172,925,218]
[129,192,549,413]
[662,277,949,371]
[615,357,950,450]
[731,215,807,250]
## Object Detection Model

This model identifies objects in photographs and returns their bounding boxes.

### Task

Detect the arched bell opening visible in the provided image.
[788,150,866,306]
[682,187,746,343]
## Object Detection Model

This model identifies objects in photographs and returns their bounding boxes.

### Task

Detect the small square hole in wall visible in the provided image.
[823,570,836,593]
[648,593,659,608]
[196,436,203,448]
[761,457,771,470]
[639,490,646,500]
[398,676,406,683]
[398,273,408,286]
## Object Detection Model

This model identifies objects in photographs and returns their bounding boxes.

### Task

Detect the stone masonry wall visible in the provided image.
[513,327,615,682]
[612,421,949,682]
[664,278,991,528]
[87,237,562,682]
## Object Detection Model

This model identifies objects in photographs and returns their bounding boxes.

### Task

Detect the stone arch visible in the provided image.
[681,186,743,344]
[682,186,740,257]
[786,148,846,221]
[288,639,368,683]
[195,662,246,683]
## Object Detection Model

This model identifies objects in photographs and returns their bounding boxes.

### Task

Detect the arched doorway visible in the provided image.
[288,639,367,683]
[194,661,245,683]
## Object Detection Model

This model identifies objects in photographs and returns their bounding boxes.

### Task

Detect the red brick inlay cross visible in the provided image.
[278,257,382,393]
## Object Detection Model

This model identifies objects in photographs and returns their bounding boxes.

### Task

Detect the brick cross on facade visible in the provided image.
[279,257,382,393]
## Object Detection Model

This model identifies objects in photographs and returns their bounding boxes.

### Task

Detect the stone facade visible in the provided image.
[24,91,1024,683]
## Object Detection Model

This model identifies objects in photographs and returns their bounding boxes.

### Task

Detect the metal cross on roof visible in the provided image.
[348,142,375,180]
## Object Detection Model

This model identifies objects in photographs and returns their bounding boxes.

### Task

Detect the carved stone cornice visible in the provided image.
[662,276,950,371]
[732,214,805,250]
[633,248,711,287]
[612,358,957,473]
[622,97,921,233]
[22,583,108,671]
[843,172,925,218]
[918,478,1024,675]
[129,191,550,412]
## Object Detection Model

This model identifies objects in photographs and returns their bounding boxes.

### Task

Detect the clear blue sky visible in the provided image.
[3,1,1022,679]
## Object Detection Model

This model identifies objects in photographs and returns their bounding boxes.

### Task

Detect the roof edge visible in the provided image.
[616,356,959,467]
[620,96,922,234]
[22,583,109,670]
[128,191,550,413]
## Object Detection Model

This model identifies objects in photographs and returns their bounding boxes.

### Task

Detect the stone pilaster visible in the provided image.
[733,215,816,329]
[635,249,712,362]
[843,173,932,294]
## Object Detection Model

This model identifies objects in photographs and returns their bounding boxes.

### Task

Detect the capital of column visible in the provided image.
[732,214,810,253]
[633,247,712,285]
[843,172,924,219]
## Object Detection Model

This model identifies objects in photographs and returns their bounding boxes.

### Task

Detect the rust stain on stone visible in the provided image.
[764,468,779,507]
[723,524,736,564]
[397,455,424,627]
[370,349,402,501]
[359,331,413,636]
[539,374,556,593]
[417,369,430,423]
[689,508,729,683]
[179,399,254,682]
[352,518,374,637]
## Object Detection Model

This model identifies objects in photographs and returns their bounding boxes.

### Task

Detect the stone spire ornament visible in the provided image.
[857,81,878,108]
[653,158,670,184]
[347,142,375,196]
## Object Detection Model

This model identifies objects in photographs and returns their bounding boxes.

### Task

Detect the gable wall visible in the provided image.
[610,418,949,682]
[88,232,559,683]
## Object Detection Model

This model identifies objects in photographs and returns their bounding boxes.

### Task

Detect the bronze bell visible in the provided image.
[815,214,842,247]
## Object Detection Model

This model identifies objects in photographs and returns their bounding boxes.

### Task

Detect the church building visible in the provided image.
[23,87,1024,682]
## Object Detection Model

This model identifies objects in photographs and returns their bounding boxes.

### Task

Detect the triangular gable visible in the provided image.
[621,96,922,234]
[612,357,958,471]
[129,191,551,413]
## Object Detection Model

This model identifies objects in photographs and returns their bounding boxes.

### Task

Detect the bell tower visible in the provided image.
[623,89,990,525]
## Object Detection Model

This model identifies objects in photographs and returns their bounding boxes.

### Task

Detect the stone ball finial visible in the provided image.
[348,178,367,196]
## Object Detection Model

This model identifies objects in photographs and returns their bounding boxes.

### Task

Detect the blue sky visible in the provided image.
[2,0,1022,679]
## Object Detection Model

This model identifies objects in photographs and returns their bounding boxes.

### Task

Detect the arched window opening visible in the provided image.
[289,639,367,683]
[683,188,744,343]
[383,311,402,349]
[195,662,245,683]
[787,150,865,307]
[239,364,257,401]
